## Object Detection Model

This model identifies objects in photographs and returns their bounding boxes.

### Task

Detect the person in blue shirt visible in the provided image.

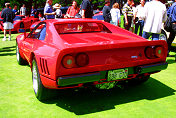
[167,0,176,55]
[44,0,56,19]
[12,5,18,15]
[31,6,37,16]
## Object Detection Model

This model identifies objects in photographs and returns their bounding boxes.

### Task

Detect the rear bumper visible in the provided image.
[40,62,168,89]
[57,62,168,87]
[135,62,168,74]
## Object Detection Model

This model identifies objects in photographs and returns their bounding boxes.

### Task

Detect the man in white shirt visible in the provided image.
[20,4,26,16]
[142,0,167,40]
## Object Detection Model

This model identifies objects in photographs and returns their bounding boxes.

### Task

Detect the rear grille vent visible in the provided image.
[40,58,50,75]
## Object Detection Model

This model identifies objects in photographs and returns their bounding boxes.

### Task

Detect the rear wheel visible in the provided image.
[32,58,56,101]
[32,58,48,101]
[16,43,27,65]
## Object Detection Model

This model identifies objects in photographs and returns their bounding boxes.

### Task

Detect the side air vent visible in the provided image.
[40,58,50,75]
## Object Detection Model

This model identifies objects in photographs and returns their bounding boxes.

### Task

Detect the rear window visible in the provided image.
[54,22,111,34]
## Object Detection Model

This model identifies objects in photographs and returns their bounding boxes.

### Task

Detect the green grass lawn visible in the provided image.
[0,31,176,118]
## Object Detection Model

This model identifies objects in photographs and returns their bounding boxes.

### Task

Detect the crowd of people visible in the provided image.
[42,0,176,44]
[0,0,176,55]
[102,0,175,56]
[102,0,169,41]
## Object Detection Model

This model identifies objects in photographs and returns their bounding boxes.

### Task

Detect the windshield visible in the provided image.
[55,22,111,34]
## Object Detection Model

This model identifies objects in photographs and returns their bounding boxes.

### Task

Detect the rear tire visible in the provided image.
[32,58,48,101]
[16,43,27,65]
[32,58,56,101]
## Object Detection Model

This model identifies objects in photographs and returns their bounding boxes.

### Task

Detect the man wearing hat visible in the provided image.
[53,3,62,19]
[1,3,15,41]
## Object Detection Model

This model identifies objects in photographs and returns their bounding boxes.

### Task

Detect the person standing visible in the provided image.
[110,3,121,26]
[122,0,133,30]
[167,0,176,55]
[12,5,18,15]
[20,4,26,16]
[65,1,79,18]
[103,0,111,23]
[134,0,145,36]
[1,3,15,41]
[53,3,62,19]
[31,6,37,17]
[44,0,56,19]
[142,0,167,40]
[80,0,93,18]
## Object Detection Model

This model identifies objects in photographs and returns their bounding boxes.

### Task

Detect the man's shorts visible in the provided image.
[3,22,14,30]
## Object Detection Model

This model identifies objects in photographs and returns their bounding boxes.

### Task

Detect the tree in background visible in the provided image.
[0,0,105,11]
[1,0,167,13]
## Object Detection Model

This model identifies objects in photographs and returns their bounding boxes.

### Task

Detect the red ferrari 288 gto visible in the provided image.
[16,19,168,100]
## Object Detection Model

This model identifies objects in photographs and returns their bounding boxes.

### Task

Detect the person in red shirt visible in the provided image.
[65,0,79,18]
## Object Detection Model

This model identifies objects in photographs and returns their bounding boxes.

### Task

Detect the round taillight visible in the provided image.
[155,46,164,58]
[62,55,75,69]
[76,53,89,67]
[145,47,155,59]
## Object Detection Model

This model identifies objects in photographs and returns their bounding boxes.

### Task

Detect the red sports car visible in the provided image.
[0,15,39,31]
[16,19,168,101]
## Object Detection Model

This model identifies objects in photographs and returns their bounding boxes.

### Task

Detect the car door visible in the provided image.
[22,22,46,62]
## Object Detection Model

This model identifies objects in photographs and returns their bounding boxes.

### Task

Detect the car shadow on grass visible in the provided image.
[0,46,16,56]
[167,59,176,64]
[43,77,175,115]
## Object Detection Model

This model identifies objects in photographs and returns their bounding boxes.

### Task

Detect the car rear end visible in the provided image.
[54,39,168,89]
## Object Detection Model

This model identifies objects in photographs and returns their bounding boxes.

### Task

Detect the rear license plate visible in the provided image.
[108,68,128,81]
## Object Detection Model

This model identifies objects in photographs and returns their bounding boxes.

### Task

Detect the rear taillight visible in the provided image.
[155,46,164,58]
[145,46,164,59]
[76,53,89,67]
[62,53,89,69]
[145,47,155,59]
[62,55,75,69]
